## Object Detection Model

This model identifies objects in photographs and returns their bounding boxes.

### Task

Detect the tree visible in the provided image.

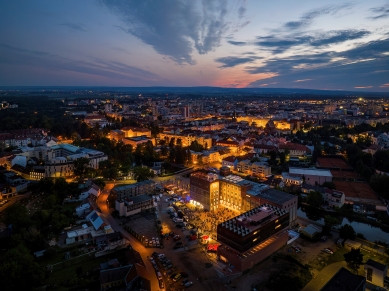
[344,248,364,274]
[269,150,277,162]
[339,224,356,240]
[321,181,336,189]
[94,178,106,189]
[189,140,204,152]
[322,215,340,235]
[4,204,32,233]
[73,157,92,179]
[169,137,175,148]
[370,174,389,199]
[306,191,323,208]
[279,152,286,164]
[132,166,155,182]
[0,245,45,289]
[373,150,389,172]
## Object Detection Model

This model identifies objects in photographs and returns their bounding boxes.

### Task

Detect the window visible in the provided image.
[366,268,372,282]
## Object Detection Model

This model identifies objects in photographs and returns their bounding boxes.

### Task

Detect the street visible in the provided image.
[97,186,161,291]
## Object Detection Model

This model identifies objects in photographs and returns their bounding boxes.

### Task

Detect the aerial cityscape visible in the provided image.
[0,1,389,291]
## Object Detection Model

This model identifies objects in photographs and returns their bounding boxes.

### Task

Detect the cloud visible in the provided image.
[0,43,164,85]
[59,22,87,32]
[253,30,370,53]
[283,3,355,30]
[246,37,389,90]
[101,0,247,65]
[0,43,51,56]
[380,83,389,88]
[369,2,389,20]
[228,40,247,46]
[215,56,261,68]
[238,2,246,19]
[294,79,312,82]
[355,86,373,88]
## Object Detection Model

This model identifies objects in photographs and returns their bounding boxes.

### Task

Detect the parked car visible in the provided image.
[323,248,334,254]
[173,273,182,282]
[184,281,193,287]
[159,279,164,289]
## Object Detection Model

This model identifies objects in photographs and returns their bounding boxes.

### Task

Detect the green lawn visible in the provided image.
[324,248,389,269]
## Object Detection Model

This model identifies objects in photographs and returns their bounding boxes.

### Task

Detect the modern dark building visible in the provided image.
[217,204,289,272]
[320,267,366,291]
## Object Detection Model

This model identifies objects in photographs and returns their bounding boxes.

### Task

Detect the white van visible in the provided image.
[175,218,183,223]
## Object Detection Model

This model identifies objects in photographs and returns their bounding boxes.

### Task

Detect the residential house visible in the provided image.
[121,127,152,138]
[122,136,154,148]
[364,259,388,288]
[363,144,382,155]
[282,172,303,186]
[222,156,238,170]
[279,143,311,158]
[100,264,139,291]
[324,189,345,208]
[79,184,101,200]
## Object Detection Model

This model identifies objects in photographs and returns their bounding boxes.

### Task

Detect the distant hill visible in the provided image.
[0,86,386,97]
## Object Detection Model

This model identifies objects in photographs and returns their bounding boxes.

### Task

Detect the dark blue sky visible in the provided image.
[0,0,388,91]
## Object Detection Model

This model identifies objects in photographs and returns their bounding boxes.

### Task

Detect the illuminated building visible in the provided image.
[217,204,289,272]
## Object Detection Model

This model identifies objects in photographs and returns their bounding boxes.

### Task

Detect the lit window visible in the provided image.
[275,224,281,229]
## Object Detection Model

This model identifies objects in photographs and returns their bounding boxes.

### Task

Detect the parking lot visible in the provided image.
[124,213,161,248]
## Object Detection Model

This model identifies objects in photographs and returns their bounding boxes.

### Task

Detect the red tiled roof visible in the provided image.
[223,156,236,163]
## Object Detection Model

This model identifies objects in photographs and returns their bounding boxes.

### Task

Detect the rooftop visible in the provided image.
[112,180,155,191]
[219,204,287,236]
[320,267,365,291]
[365,259,388,271]
[123,194,153,204]
[251,188,296,205]
[289,167,332,177]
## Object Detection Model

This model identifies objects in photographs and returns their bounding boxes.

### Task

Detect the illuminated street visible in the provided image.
[97,185,160,291]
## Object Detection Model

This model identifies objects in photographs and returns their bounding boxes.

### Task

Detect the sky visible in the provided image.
[0,0,388,91]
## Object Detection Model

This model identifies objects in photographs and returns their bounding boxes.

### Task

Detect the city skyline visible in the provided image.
[0,0,388,91]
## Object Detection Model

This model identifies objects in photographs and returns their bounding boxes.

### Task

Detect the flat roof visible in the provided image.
[320,267,365,291]
[113,180,155,191]
[125,194,153,204]
[289,167,332,177]
[251,188,296,205]
[219,204,287,237]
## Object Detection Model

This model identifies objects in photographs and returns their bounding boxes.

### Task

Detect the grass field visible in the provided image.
[310,247,389,272]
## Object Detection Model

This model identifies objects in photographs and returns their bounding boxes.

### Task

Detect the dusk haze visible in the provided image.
[1,1,389,291]
[0,0,388,91]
